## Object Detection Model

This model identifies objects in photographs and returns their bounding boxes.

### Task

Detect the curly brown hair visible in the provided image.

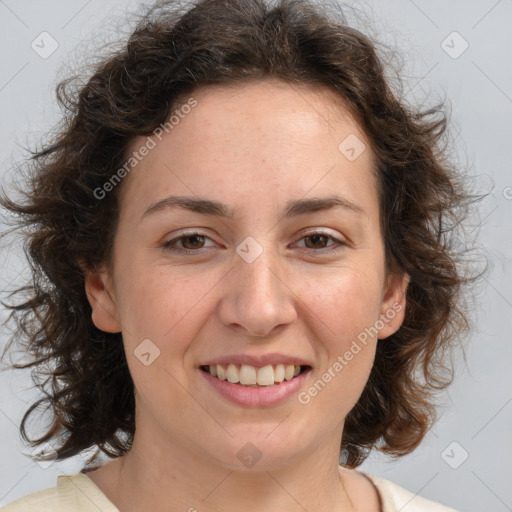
[0,0,486,469]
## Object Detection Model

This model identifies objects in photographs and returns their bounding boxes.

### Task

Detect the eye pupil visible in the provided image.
[305,234,328,249]
[183,235,205,249]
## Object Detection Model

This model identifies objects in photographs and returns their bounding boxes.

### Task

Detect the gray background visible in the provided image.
[0,1,511,510]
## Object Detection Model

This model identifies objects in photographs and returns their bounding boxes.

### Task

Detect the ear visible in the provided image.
[377,272,410,339]
[79,259,122,333]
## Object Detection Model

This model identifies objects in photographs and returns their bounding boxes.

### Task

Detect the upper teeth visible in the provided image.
[207,364,301,386]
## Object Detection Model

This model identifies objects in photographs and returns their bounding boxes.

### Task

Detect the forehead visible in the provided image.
[117,78,376,220]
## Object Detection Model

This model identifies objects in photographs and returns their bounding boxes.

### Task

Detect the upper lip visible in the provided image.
[201,352,312,368]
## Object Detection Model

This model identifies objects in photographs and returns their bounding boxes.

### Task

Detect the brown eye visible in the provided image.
[180,234,206,250]
[295,231,345,255]
[304,234,330,249]
[162,231,215,255]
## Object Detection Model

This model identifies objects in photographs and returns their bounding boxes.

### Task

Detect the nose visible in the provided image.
[217,243,297,338]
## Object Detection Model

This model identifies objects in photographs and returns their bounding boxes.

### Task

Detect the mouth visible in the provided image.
[199,363,311,388]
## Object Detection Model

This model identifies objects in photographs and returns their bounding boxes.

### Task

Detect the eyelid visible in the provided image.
[293,229,346,251]
[163,229,216,246]
[162,228,346,255]
[297,227,343,239]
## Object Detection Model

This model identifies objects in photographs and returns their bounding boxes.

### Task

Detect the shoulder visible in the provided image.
[359,471,459,512]
[0,473,119,512]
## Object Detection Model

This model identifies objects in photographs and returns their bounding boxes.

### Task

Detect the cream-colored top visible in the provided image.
[0,470,458,511]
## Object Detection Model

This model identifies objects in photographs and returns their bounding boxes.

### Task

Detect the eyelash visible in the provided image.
[162,230,345,256]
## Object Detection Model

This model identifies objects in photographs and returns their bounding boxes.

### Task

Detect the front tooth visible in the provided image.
[257,365,274,386]
[216,365,226,380]
[294,365,300,377]
[209,365,218,377]
[239,364,257,385]
[284,364,295,381]
[226,364,240,383]
[274,364,285,383]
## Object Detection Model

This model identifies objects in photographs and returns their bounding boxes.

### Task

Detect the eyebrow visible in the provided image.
[141,194,366,220]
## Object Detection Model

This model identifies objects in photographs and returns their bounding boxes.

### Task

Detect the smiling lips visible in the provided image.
[201,363,305,387]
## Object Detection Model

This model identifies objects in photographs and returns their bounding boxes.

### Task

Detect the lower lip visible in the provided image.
[200,368,311,407]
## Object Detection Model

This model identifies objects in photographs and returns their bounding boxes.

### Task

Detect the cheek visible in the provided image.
[113,265,200,349]
[116,270,205,400]
[297,267,382,403]
[300,266,383,344]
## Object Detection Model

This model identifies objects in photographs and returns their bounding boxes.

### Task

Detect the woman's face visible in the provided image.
[85,78,408,470]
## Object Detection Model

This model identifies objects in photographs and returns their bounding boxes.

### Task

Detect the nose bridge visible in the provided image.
[220,235,296,337]
[238,234,286,301]
[236,239,280,300]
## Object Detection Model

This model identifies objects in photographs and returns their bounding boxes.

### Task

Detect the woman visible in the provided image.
[0,0,483,510]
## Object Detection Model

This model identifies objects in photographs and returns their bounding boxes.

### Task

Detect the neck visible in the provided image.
[90,429,356,512]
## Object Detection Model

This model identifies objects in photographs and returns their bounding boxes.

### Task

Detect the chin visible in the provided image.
[203,428,308,472]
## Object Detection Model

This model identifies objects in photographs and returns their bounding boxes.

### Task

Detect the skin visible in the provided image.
[83,78,409,512]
